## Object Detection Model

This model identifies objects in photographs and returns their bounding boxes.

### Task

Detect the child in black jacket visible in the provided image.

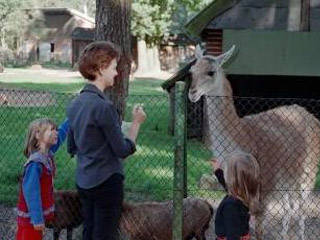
[211,151,261,240]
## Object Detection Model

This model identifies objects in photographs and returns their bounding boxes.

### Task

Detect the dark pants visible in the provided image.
[77,174,124,240]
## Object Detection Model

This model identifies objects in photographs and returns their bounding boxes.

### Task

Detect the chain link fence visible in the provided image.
[0,87,184,240]
[1,87,320,240]
[187,94,320,240]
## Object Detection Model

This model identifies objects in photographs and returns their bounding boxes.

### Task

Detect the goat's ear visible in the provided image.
[216,45,236,67]
[195,44,204,60]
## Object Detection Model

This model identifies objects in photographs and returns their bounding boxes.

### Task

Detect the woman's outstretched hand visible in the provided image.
[127,104,146,144]
[132,104,146,124]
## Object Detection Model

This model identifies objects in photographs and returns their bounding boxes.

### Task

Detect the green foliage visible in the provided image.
[0,0,30,49]
[131,0,213,45]
[41,61,72,70]
[170,0,213,34]
[0,0,21,26]
[131,0,174,45]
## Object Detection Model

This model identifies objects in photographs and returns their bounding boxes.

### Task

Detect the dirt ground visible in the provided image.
[0,67,172,83]
[0,88,56,107]
[0,204,83,240]
[2,196,320,240]
[0,68,83,84]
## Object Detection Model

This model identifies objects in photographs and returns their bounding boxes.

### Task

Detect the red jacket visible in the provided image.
[17,154,55,227]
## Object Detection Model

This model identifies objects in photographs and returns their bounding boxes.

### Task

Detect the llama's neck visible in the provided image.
[205,69,244,160]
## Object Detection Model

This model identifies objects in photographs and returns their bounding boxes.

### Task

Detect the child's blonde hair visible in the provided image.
[23,118,57,158]
[224,150,261,215]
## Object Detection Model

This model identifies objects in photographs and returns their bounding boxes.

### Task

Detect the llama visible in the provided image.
[188,45,320,240]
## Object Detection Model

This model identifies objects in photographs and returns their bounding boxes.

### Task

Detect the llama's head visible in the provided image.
[188,45,235,102]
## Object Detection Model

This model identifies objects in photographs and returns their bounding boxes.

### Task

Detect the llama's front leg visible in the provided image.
[254,214,264,240]
[298,190,309,240]
[67,227,73,240]
[281,192,290,240]
[195,229,206,240]
[299,210,306,240]
[53,228,61,240]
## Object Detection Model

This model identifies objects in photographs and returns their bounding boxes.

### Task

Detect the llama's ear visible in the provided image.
[195,44,204,60]
[216,45,236,67]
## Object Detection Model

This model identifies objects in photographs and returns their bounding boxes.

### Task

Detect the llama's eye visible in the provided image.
[208,71,214,76]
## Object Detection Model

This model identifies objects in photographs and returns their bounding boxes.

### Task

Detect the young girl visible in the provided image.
[16,118,69,240]
[211,150,261,240]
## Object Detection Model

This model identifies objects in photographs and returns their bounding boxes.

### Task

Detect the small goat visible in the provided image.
[49,191,213,240]
[46,190,82,240]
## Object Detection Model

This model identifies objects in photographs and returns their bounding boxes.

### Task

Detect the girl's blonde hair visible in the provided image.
[23,118,57,158]
[224,150,261,215]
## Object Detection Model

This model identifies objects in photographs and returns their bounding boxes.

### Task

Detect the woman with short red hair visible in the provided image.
[67,41,146,240]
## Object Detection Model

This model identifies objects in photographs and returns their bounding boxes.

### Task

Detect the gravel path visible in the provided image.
[0,204,82,240]
[0,89,56,107]
[2,197,320,240]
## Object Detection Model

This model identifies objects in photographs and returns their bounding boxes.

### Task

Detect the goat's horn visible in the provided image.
[195,44,204,59]
[217,45,236,66]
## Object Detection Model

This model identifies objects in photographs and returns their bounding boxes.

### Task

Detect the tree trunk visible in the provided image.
[1,28,7,48]
[136,40,148,74]
[83,0,88,16]
[300,0,310,31]
[95,0,132,119]
[151,45,161,73]
[135,39,161,75]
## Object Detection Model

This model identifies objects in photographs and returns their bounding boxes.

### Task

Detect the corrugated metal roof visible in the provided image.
[185,0,320,36]
[161,60,195,90]
[185,0,239,37]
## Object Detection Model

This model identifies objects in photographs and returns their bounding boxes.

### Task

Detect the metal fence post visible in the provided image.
[173,82,186,240]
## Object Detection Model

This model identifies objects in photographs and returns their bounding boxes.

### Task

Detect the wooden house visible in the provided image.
[71,27,95,67]
[21,8,95,64]
[162,0,320,139]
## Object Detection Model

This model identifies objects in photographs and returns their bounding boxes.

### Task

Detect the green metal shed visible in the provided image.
[186,0,320,76]
[162,0,320,139]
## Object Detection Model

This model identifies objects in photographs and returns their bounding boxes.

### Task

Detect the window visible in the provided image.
[50,43,55,53]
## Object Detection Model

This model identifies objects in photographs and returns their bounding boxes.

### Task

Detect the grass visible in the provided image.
[0,68,213,206]
[40,61,72,69]
[2,67,320,207]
